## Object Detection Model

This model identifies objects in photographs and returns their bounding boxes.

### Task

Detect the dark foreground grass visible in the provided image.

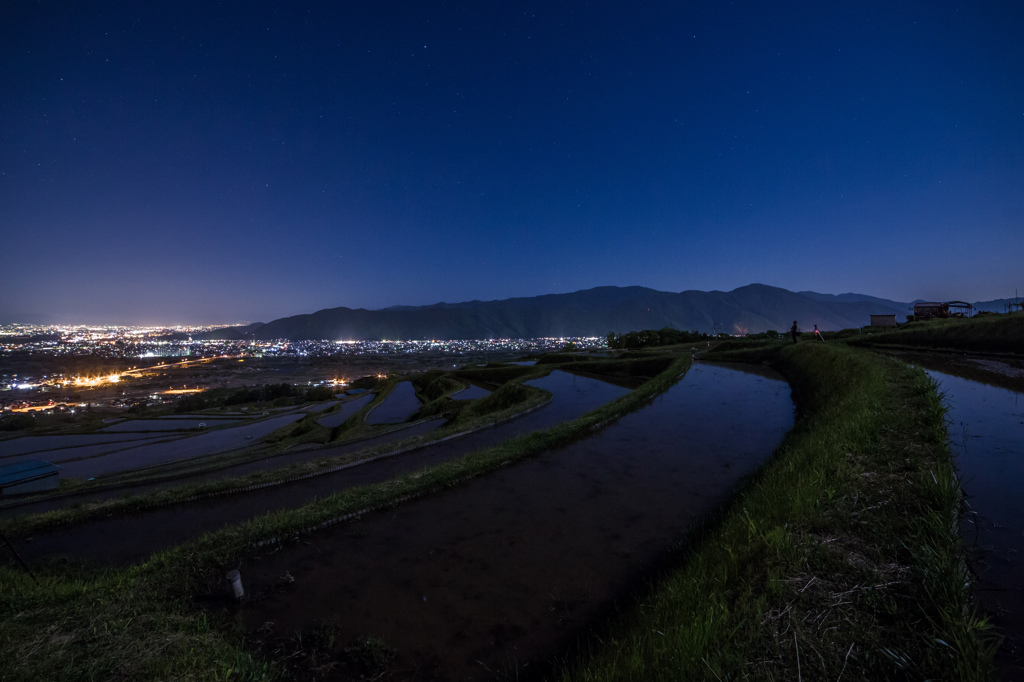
[0,355,690,681]
[558,343,995,681]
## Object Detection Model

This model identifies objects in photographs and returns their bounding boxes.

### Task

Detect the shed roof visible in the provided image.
[0,459,61,488]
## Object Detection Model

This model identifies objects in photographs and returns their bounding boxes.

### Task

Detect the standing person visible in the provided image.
[814,324,825,341]
[791,321,799,344]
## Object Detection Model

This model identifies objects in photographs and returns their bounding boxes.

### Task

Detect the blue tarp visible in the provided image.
[0,459,61,488]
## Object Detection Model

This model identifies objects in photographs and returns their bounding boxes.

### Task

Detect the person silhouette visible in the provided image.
[790,321,799,344]
[814,324,825,341]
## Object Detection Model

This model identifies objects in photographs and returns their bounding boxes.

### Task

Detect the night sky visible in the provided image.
[3,2,1022,325]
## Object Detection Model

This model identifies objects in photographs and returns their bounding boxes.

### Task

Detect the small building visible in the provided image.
[870,314,898,327]
[0,459,61,496]
[914,301,975,321]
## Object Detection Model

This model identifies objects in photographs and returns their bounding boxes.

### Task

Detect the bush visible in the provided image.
[225,383,300,406]
[470,381,534,414]
[412,370,462,402]
[304,386,334,402]
[0,414,35,431]
[455,365,536,386]
[536,353,592,365]
[578,356,676,378]
[174,393,213,413]
[606,327,710,349]
[349,375,382,390]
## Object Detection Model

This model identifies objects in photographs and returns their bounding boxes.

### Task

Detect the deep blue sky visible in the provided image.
[2,1,1022,325]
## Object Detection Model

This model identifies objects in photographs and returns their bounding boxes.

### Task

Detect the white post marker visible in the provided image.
[226,569,244,600]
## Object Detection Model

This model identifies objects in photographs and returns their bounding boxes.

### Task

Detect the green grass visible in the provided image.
[0,560,272,681]
[848,311,1024,355]
[0,353,690,681]
[557,343,995,681]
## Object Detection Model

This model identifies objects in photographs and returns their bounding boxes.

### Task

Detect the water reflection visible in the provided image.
[316,394,373,428]
[926,369,1024,677]
[237,362,794,679]
[453,383,491,400]
[13,372,628,564]
[365,382,421,424]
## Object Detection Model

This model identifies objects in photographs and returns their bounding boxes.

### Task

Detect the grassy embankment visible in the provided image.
[559,342,995,681]
[847,312,1024,355]
[0,353,689,681]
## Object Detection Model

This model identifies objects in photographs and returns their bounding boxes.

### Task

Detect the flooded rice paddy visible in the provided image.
[3,418,447,518]
[316,394,374,428]
[236,363,793,679]
[0,435,178,473]
[453,383,492,400]
[13,372,630,565]
[99,418,243,432]
[168,413,256,419]
[0,432,161,460]
[926,368,1024,676]
[366,382,421,424]
[304,400,341,413]
[57,411,309,479]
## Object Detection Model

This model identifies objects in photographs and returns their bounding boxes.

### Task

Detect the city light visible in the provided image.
[2,322,606,414]
[73,374,121,387]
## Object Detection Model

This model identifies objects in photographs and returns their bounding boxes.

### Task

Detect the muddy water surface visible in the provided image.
[926,369,1024,677]
[236,363,793,680]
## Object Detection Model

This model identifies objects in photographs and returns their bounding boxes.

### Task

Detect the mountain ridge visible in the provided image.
[196,284,926,341]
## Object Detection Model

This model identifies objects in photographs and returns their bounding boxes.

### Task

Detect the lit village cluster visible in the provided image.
[0,324,603,414]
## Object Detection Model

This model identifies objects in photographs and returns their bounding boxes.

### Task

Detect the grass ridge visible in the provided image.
[557,343,995,681]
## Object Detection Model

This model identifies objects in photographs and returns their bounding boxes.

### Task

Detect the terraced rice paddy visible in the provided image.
[11,371,633,566]
[235,363,793,678]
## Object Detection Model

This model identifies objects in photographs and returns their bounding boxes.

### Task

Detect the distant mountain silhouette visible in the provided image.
[0,312,63,325]
[198,284,915,340]
[192,322,265,340]
[972,297,1020,313]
